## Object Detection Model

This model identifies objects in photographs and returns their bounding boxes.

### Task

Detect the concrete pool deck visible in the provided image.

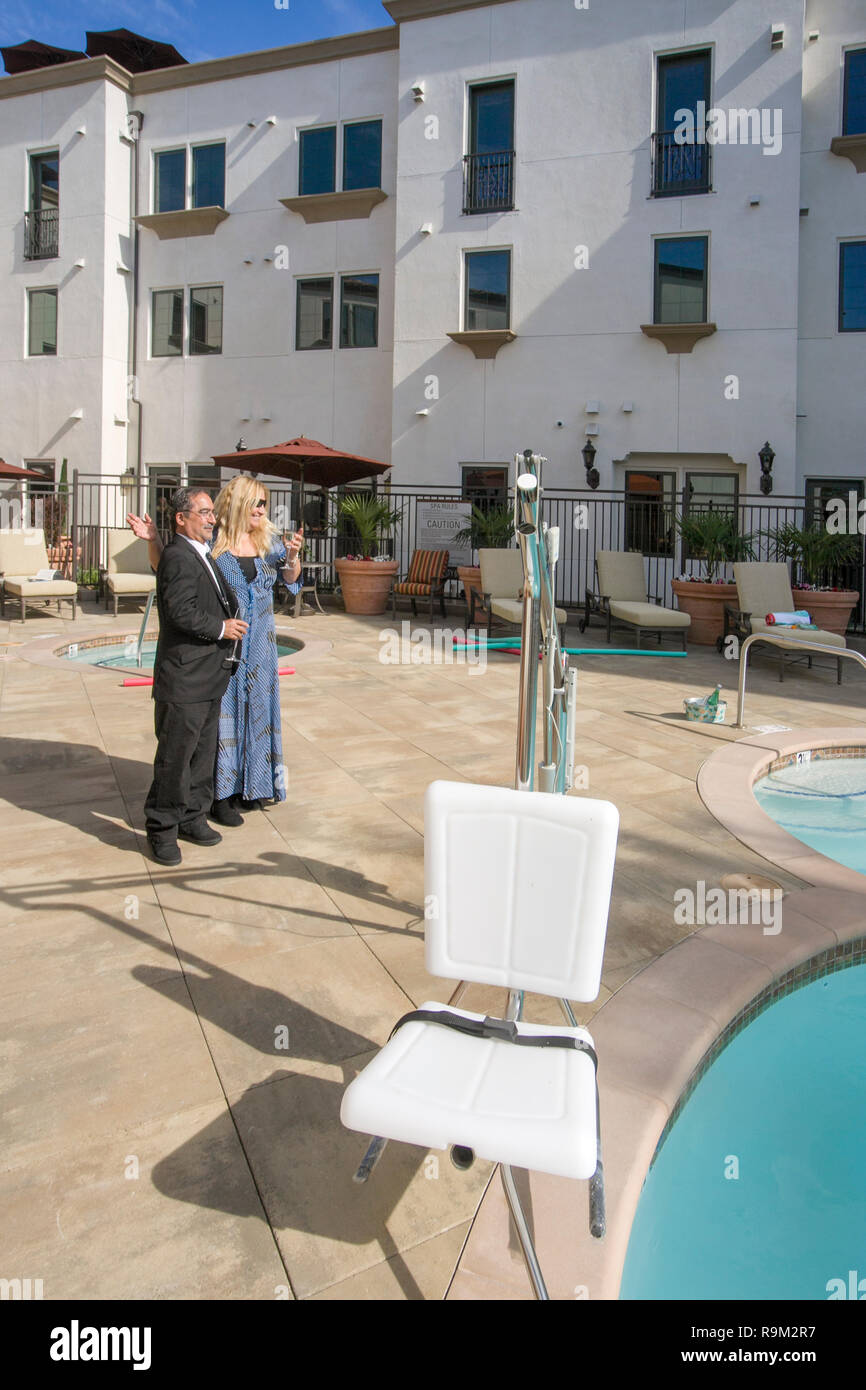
[1,594,865,1300]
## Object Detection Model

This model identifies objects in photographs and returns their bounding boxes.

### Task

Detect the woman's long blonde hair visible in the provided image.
[211,474,279,559]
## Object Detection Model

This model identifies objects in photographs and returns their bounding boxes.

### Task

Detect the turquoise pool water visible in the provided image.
[63,639,299,673]
[621,961,866,1300]
[753,756,866,876]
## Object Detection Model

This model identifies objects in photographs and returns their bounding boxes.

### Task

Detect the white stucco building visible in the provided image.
[0,0,863,519]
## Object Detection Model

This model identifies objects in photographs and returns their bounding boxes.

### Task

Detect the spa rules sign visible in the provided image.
[415,499,473,566]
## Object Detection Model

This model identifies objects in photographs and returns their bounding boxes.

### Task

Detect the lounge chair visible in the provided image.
[0,529,78,622]
[582,550,689,649]
[104,529,156,617]
[478,547,567,640]
[726,562,845,683]
[390,548,449,620]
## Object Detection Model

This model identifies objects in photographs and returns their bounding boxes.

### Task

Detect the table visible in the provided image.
[286,561,329,617]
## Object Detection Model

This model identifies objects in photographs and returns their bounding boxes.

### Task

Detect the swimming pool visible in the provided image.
[753,755,866,876]
[621,956,866,1300]
[61,636,301,674]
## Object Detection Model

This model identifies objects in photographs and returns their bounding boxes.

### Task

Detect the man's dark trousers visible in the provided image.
[145,535,234,844]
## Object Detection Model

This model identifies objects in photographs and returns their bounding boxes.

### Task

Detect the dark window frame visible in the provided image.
[191,142,226,209]
[189,285,223,356]
[299,126,337,196]
[339,273,379,348]
[154,147,187,214]
[839,241,866,333]
[464,248,511,331]
[151,288,184,358]
[842,47,866,136]
[27,286,58,356]
[624,470,677,558]
[653,235,709,324]
[342,119,383,191]
[296,276,334,350]
[653,48,712,197]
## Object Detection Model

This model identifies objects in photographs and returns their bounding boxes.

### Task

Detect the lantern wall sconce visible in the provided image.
[758,440,775,495]
[582,437,599,490]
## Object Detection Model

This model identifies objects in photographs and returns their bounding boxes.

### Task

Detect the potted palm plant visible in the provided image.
[766,523,860,635]
[453,503,516,623]
[670,511,755,644]
[334,493,402,615]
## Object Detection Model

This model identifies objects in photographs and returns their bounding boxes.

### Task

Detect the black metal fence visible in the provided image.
[24,475,866,633]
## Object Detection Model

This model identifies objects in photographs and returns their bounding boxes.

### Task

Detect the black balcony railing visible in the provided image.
[463,150,515,214]
[651,131,711,196]
[24,208,59,259]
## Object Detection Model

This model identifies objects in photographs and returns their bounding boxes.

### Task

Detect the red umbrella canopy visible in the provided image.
[212,437,391,491]
[0,459,51,480]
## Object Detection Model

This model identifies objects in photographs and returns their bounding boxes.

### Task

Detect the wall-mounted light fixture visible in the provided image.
[265,115,277,126]
[420,222,433,235]
[235,437,247,452]
[584,400,599,415]
[621,401,634,413]
[758,440,775,495]
[416,408,429,417]
[69,408,84,421]
[770,23,784,49]
[582,437,599,490]
[411,81,425,102]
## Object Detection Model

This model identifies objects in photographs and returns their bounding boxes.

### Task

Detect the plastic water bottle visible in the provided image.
[705,684,722,710]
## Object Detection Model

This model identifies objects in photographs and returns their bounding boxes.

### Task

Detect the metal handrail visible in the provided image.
[735,631,866,727]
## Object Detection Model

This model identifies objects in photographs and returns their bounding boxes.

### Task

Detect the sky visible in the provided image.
[0,0,394,68]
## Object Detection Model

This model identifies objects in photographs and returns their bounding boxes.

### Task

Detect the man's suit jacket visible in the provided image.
[152,536,236,704]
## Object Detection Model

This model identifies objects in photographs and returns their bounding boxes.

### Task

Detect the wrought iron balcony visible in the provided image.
[651,131,711,196]
[463,150,515,214]
[24,208,59,259]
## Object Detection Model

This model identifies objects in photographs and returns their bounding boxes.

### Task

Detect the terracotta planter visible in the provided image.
[335,557,398,615]
[792,588,860,637]
[671,579,738,646]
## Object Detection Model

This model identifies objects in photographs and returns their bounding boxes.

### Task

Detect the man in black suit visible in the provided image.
[144,487,248,865]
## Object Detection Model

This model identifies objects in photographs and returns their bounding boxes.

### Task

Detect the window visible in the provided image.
[464,250,510,330]
[155,149,186,213]
[296,278,333,349]
[839,242,866,332]
[298,121,382,196]
[465,81,515,213]
[299,127,336,196]
[625,471,676,556]
[654,237,708,323]
[26,151,59,259]
[653,50,711,195]
[154,145,225,212]
[28,288,57,355]
[192,144,225,208]
[152,289,184,357]
[343,120,382,191]
[843,49,866,136]
[461,465,508,508]
[190,287,223,355]
[340,274,378,347]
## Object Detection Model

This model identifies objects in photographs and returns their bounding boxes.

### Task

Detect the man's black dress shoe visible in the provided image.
[178,822,222,846]
[210,799,244,827]
[148,837,181,866]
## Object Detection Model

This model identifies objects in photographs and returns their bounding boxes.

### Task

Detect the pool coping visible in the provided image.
[449,728,866,1301]
[14,622,333,672]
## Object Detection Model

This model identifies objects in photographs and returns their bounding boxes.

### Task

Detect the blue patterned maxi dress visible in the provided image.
[212,542,299,803]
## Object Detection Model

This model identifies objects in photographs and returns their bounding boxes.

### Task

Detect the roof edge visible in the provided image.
[385,0,511,21]
[0,53,132,97]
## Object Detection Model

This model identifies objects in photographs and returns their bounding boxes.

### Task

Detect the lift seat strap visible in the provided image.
[389,1009,597,1071]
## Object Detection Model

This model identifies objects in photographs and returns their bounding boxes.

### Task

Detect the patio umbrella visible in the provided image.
[85,29,187,72]
[211,436,392,525]
[2,39,87,74]
[0,460,50,480]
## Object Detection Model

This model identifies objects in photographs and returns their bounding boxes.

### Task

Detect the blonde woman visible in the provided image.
[128,474,302,824]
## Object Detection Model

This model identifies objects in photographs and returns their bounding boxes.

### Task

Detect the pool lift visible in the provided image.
[134,591,155,668]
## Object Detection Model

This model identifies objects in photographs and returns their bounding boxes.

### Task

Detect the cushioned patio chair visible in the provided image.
[0,529,78,622]
[478,547,567,641]
[727,562,845,683]
[582,550,689,649]
[104,529,156,617]
[390,548,449,620]
[341,779,620,1300]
